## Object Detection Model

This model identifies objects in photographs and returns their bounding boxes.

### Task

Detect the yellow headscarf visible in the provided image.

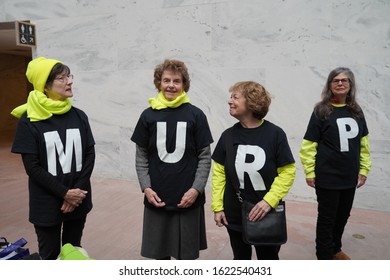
[10,57,72,122]
[148,91,190,110]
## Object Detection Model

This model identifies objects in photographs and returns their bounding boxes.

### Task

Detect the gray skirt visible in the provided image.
[141,206,207,260]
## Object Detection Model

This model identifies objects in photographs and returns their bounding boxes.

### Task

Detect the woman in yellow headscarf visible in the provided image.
[11,57,95,260]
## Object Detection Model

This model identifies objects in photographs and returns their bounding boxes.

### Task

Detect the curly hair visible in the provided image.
[229,81,272,120]
[153,59,191,92]
[315,67,363,120]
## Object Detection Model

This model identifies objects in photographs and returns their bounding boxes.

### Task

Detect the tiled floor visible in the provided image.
[1,140,389,260]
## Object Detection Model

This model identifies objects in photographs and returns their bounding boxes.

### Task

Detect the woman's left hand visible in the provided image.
[177,188,199,208]
[61,200,76,213]
[248,200,272,222]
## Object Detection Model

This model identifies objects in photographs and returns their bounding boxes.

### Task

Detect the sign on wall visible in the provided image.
[15,21,36,47]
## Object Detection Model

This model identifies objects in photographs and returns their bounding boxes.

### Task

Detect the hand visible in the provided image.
[144,187,166,207]
[248,200,271,222]
[357,174,367,188]
[61,200,76,213]
[214,211,228,227]
[177,188,199,208]
[64,188,87,207]
[306,178,316,188]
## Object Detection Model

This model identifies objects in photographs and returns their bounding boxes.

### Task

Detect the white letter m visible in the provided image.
[44,129,82,176]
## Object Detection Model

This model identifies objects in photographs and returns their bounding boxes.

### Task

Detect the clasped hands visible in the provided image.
[62,188,88,213]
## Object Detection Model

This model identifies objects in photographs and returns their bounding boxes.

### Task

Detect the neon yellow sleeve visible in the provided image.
[360,135,371,176]
[211,161,225,212]
[263,163,296,208]
[299,139,318,179]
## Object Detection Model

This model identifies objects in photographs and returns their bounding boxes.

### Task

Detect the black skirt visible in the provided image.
[141,206,207,260]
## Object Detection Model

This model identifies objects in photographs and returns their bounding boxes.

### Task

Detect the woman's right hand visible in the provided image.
[214,211,228,227]
[306,178,316,188]
[144,187,166,207]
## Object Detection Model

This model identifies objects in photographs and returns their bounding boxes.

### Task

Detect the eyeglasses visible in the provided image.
[54,74,74,83]
[332,78,349,85]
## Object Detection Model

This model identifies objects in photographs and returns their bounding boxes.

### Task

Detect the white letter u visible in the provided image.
[156,121,186,163]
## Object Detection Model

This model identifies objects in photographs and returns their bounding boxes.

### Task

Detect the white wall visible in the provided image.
[2,0,389,211]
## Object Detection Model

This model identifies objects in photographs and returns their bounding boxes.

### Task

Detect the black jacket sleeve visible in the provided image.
[21,153,69,198]
[73,145,95,190]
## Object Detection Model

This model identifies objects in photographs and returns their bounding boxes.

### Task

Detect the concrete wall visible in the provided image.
[1,0,389,211]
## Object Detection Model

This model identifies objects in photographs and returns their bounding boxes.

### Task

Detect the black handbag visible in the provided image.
[224,128,287,246]
[241,200,287,245]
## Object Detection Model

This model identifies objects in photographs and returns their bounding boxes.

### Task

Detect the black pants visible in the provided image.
[34,216,87,260]
[315,187,356,260]
[227,228,280,260]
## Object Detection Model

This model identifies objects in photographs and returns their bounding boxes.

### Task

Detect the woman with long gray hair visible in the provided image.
[300,67,371,260]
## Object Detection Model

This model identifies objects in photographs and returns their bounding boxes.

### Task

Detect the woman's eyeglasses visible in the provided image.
[54,74,74,83]
[332,78,349,85]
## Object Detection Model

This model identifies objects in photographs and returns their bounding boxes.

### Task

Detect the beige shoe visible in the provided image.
[333,251,351,260]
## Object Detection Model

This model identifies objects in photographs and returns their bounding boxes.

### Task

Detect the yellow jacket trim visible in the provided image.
[263,163,296,208]
[360,135,371,176]
[299,136,372,178]
[299,139,318,178]
[211,161,296,211]
[211,161,225,212]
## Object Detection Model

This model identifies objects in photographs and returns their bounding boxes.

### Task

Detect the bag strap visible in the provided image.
[0,237,9,248]
[224,128,243,203]
[0,238,28,258]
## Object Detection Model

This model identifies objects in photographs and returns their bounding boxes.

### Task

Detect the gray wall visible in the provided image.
[1,0,389,211]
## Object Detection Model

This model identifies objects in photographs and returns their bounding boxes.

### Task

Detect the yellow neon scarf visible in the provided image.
[148,91,190,110]
[11,90,72,122]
